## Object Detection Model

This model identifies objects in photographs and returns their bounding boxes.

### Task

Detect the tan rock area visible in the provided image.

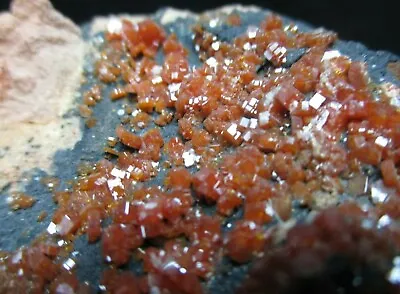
[0,0,84,190]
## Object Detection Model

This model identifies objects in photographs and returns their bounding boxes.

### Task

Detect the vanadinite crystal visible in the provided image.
[2,8,400,294]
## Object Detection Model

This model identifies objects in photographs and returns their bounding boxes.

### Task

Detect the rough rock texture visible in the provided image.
[0,0,84,190]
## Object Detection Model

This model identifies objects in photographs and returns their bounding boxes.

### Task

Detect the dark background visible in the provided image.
[0,0,399,54]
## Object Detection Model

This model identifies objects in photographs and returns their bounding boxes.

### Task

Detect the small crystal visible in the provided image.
[171,72,179,80]
[315,110,329,129]
[301,101,310,110]
[107,177,123,191]
[377,215,392,228]
[63,258,76,271]
[151,65,162,75]
[258,111,270,126]
[328,101,342,110]
[209,19,218,28]
[226,123,241,140]
[249,118,258,129]
[11,251,23,264]
[183,149,200,167]
[140,225,147,238]
[262,86,280,107]
[265,202,275,216]
[264,42,287,64]
[375,136,389,147]
[252,79,262,86]
[243,97,259,114]
[247,26,258,39]
[107,18,122,34]
[124,201,130,215]
[206,57,218,69]
[224,59,233,66]
[169,83,181,92]
[239,117,250,128]
[211,41,220,51]
[151,76,163,84]
[243,131,252,142]
[131,109,140,117]
[94,176,107,186]
[248,221,257,230]
[57,215,74,236]
[309,93,326,109]
[361,219,374,229]
[388,265,400,285]
[47,222,57,235]
[243,42,252,51]
[370,182,389,203]
[111,168,126,179]
[322,50,341,61]
[358,127,366,133]
[168,82,181,102]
